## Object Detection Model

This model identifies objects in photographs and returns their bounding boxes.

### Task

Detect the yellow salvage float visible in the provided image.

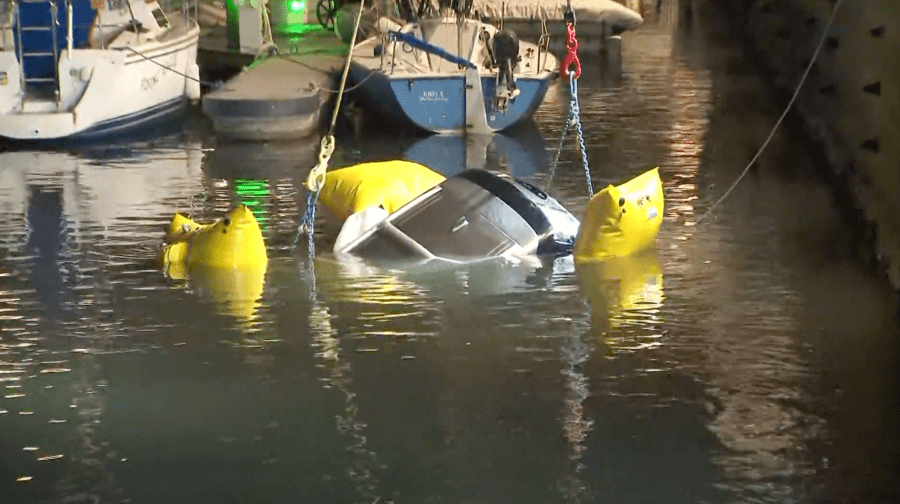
[573,168,665,262]
[318,160,446,221]
[158,205,269,329]
[159,204,268,272]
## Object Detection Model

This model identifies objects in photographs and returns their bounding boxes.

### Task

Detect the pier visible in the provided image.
[200,27,346,140]
[198,2,348,140]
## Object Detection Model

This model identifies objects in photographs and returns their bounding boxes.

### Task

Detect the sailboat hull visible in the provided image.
[348,16,557,135]
[351,64,553,134]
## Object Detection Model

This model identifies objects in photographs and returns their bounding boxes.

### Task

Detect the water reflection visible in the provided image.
[305,257,395,502]
[179,263,269,333]
[24,187,78,323]
[557,325,594,502]
[321,253,576,302]
[1,139,208,504]
[402,120,549,178]
[314,256,443,341]
[204,139,319,181]
[308,302,386,503]
[0,142,204,240]
[576,249,664,335]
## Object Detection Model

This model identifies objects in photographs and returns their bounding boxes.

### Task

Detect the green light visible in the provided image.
[234,178,271,234]
[290,0,304,12]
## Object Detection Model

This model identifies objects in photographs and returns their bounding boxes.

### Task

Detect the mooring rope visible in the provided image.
[293,0,367,301]
[124,46,220,88]
[695,0,843,224]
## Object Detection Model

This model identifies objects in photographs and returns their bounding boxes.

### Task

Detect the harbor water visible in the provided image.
[1,2,898,503]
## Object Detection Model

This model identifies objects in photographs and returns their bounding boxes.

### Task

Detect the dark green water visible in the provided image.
[1,2,898,503]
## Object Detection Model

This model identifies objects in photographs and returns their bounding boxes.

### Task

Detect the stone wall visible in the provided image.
[718,0,900,291]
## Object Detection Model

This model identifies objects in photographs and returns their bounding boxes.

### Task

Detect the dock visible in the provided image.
[199,23,348,141]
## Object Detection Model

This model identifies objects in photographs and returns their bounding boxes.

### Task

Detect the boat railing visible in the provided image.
[79,0,198,50]
[158,0,199,27]
[536,9,550,73]
[387,29,476,74]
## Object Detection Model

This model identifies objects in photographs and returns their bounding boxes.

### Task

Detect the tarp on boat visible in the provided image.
[472,0,642,30]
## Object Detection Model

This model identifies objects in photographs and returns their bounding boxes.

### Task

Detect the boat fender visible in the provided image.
[318,160,446,221]
[185,61,201,101]
[573,167,664,261]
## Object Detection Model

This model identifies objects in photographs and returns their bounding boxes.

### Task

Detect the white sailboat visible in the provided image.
[348,2,558,135]
[0,0,200,141]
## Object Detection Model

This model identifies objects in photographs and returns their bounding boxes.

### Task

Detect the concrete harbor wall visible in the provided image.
[716,0,900,292]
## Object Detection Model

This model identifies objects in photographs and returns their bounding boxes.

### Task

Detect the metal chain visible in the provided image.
[545,71,593,198]
[544,100,574,193]
[187,191,207,220]
[293,191,318,251]
[570,75,593,197]
[124,46,220,88]
[547,15,593,198]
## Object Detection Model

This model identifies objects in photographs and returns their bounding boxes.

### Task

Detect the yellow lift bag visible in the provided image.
[318,160,446,221]
[159,205,268,273]
[574,168,664,261]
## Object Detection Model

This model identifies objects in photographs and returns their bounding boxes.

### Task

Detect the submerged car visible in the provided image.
[333,169,581,264]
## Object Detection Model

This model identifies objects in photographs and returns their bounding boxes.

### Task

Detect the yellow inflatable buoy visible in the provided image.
[159,204,268,271]
[318,160,446,221]
[159,205,268,331]
[573,168,664,261]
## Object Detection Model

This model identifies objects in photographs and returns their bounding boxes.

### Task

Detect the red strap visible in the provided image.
[559,22,581,80]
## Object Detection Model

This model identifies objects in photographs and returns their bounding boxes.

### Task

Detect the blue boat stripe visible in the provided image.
[74,97,185,138]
